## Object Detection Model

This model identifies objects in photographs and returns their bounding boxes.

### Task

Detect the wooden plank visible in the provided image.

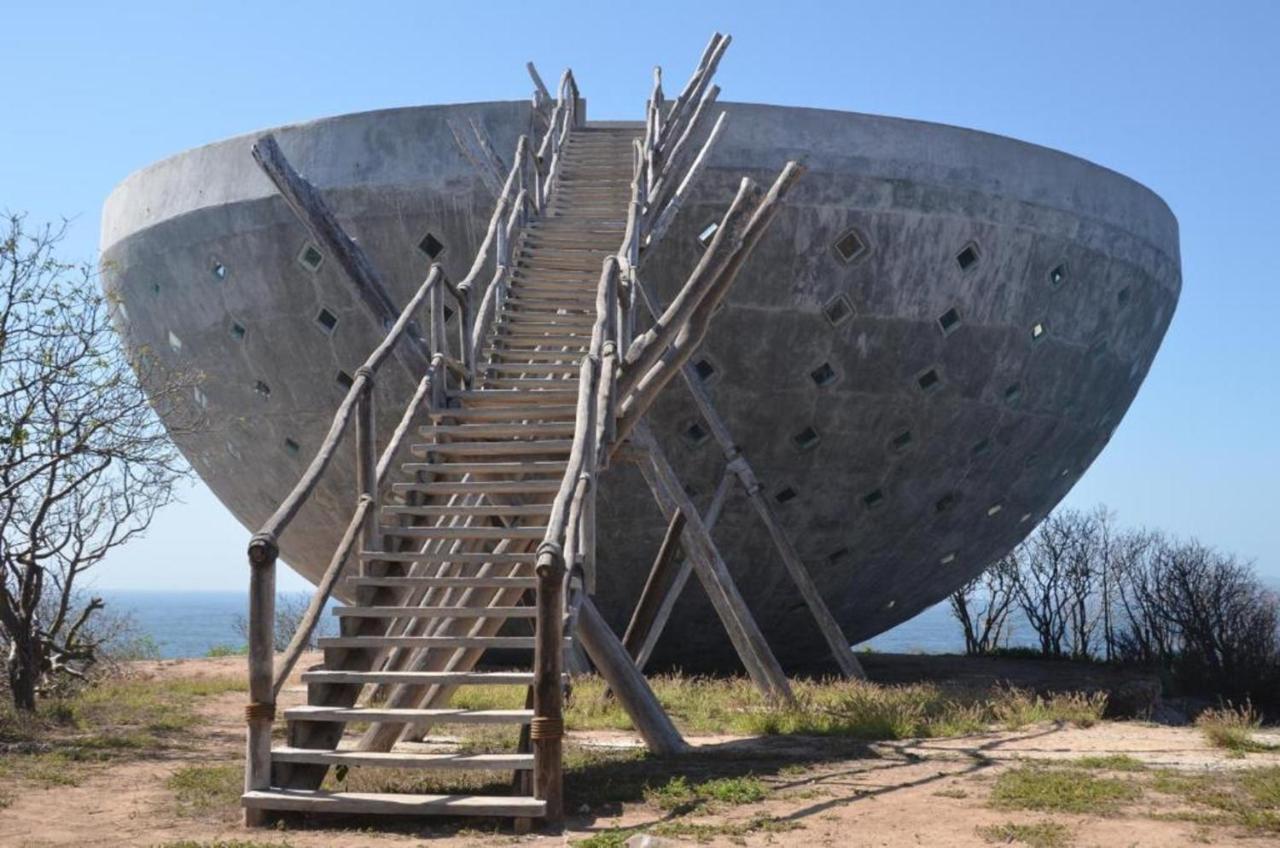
[621,510,685,660]
[242,789,545,817]
[271,748,532,770]
[334,606,536,619]
[301,670,534,686]
[285,706,533,724]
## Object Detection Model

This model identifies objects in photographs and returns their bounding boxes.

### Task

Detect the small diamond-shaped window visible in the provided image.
[833,228,868,264]
[418,232,445,259]
[822,294,854,328]
[297,243,324,273]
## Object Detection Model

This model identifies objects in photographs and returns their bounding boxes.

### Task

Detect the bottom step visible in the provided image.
[243,788,546,818]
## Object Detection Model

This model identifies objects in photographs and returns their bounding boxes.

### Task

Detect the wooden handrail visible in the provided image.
[251,265,443,546]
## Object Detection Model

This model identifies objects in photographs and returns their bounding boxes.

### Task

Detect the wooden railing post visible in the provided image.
[532,544,565,826]
[354,370,377,571]
[244,533,277,826]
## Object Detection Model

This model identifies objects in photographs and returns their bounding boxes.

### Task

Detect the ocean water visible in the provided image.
[103,589,978,659]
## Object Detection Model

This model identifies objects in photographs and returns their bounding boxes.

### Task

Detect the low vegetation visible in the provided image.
[168,763,244,817]
[1196,703,1274,754]
[0,673,243,807]
[991,764,1141,814]
[1151,765,1280,834]
[456,675,1107,741]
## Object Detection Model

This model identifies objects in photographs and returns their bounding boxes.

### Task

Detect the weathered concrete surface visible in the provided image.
[100,100,1180,671]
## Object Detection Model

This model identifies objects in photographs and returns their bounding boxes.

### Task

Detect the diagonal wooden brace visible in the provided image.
[629,421,793,703]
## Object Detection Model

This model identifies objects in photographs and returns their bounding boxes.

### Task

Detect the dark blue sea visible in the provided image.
[101,589,978,659]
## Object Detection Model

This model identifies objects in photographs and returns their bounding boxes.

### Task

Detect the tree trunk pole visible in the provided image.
[532,546,565,828]
[244,537,277,827]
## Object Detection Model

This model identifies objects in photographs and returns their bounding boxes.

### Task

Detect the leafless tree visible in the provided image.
[0,213,195,710]
[949,554,1019,655]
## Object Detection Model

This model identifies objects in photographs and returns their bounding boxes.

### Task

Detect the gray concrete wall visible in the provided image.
[100,100,1179,671]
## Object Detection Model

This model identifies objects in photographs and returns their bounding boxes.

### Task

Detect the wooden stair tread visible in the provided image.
[357,551,537,564]
[334,605,537,618]
[345,575,537,588]
[319,635,558,649]
[283,705,534,723]
[300,670,535,685]
[242,788,545,817]
[271,747,533,770]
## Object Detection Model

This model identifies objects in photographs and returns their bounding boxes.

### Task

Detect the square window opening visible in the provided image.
[1004,382,1022,404]
[211,262,226,280]
[230,322,246,340]
[298,243,325,272]
[693,358,716,382]
[1031,322,1047,341]
[810,362,837,387]
[336,371,355,389]
[917,368,941,393]
[863,488,885,509]
[938,307,961,335]
[316,308,339,333]
[284,438,301,456]
[1049,263,1067,287]
[254,380,271,398]
[684,421,710,446]
[774,486,798,504]
[890,430,913,452]
[418,232,445,259]
[833,228,868,264]
[956,243,980,271]
[792,426,821,451]
[822,294,854,327]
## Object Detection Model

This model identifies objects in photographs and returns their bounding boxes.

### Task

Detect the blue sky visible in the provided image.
[2,1,1276,591]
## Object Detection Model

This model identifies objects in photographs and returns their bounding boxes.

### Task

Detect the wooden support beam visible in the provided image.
[629,422,793,702]
[621,510,686,660]
[251,134,431,372]
[576,596,686,755]
[625,466,733,669]
[526,61,552,103]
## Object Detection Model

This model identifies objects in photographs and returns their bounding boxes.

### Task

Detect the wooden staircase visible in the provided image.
[241,124,639,824]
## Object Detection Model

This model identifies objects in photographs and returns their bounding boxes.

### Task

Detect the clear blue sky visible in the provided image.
[2,1,1276,591]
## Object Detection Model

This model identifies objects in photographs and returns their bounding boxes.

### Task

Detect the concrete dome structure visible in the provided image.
[100,99,1179,671]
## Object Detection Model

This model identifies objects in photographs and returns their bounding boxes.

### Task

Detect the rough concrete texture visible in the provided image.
[99,99,1179,671]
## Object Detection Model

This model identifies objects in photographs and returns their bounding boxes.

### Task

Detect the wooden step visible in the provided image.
[283,705,534,724]
[396,460,568,474]
[379,524,548,540]
[382,504,554,518]
[319,635,550,650]
[431,405,578,421]
[345,576,538,589]
[482,363,582,374]
[242,789,545,818]
[271,747,533,771]
[300,670,535,686]
[454,390,580,404]
[358,551,536,565]
[420,421,575,438]
[409,439,573,456]
[334,606,537,619]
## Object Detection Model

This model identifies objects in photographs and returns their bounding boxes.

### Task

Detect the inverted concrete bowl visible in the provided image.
[101,100,1179,671]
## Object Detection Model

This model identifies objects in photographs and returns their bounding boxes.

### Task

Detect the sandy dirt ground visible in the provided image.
[1,655,1278,847]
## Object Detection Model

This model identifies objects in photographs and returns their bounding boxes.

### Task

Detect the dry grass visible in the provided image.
[977,821,1072,847]
[1195,703,1273,754]
[456,675,1108,741]
[991,765,1141,814]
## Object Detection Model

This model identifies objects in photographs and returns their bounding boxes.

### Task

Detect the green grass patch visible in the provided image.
[156,842,295,848]
[206,644,248,657]
[977,821,1072,848]
[644,774,767,812]
[167,763,244,817]
[991,765,1140,814]
[1072,754,1147,771]
[1151,765,1280,834]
